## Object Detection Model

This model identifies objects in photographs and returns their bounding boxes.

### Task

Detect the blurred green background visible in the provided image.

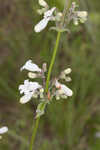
[0,0,100,149]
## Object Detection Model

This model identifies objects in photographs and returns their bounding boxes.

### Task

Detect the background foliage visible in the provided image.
[0,0,100,149]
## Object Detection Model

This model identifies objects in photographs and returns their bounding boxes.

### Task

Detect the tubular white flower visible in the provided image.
[60,84,73,97]
[34,7,56,32]
[0,126,8,134]
[55,80,73,97]
[20,60,42,72]
[77,11,88,23]
[77,11,88,18]
[19,80,42,104]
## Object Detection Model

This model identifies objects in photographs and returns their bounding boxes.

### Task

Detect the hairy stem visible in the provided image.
[29,117,40,150]
[45,31,61,93]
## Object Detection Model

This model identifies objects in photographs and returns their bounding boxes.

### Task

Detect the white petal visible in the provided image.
[30,82,42,90]
[44,7,56,18]
[34,17,50,32]
[20,93,33,104]
[61,84,73,97]
[20,60,41,72]
[0,126,8,134]
[19,80,42,95]
[19,80,42,104]
[39,0,48,7]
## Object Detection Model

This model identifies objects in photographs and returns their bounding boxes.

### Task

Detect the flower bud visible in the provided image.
[28,72,38,78]
[42,63,47,72]
[64,68,72,74]
[56,95,60,100]
[65,77,72,82]
[39,0,48,7]
[61,95,67,99]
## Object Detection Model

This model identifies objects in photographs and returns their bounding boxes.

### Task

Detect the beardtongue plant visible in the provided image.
[18,0,88,150]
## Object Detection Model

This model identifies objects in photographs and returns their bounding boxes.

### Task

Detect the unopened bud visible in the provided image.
[61,95,67,99]
[56,95,60,100]
[42,63,47,72]
[64,68,72,74]
[28,72,38,78]
[65,77,72,82]
[74,20,78,25]
[40,88,44,93]
[39,0,48,7]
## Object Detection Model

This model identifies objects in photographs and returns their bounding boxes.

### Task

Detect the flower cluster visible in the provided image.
[0,126,8,139]
[34,0,62,32]
[68,2,88,25]
[19,60,73,118]
[34,0,88,33]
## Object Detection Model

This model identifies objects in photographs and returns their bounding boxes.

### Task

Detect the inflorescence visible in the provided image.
[19,60,73,118]
[19,1,88,118]
[34,0,88,32]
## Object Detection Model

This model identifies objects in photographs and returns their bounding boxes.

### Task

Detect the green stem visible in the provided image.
[45,31,61,93]
[29,117,40,150]
[29,31,61,150]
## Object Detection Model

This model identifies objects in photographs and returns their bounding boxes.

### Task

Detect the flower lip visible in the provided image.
[20,60,42,72]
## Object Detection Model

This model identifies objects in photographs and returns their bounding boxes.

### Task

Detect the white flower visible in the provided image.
[60,84,73,96]
[0,126,8,134]
[19,80,42,104]
[55,80,73,98]
[34,7,56,32]
[76,11,88,23]
[73,11,88,25]
[20,60,42,72]
[77,11,88,19]
[69,2,88,25]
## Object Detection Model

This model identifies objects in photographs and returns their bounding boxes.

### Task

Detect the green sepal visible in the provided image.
[35,101,47,118]
[49,26,70,33]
